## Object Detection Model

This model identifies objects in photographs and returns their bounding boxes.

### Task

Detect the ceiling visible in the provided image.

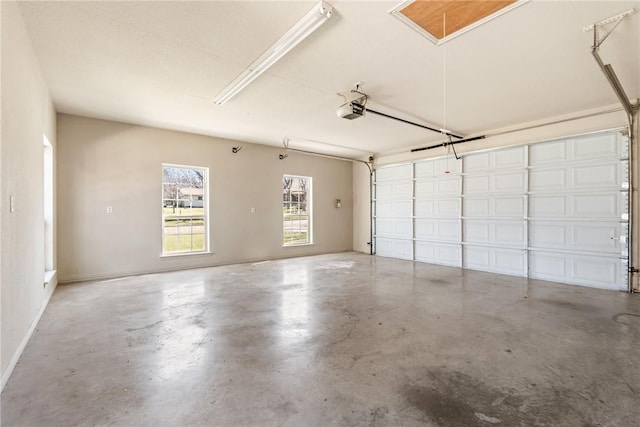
[17,1,640,158]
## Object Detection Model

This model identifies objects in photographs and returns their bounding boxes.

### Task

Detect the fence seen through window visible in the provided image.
[162,165,207,254]
[283,175,312,246]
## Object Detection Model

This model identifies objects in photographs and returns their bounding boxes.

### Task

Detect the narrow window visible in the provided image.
[162,165,208,255]
[43,136,54,280]
[283,175,312,246]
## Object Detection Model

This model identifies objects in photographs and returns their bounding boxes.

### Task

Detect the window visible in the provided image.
[162,165,208,255]
[43,135,54,283]
[283,175,312,246]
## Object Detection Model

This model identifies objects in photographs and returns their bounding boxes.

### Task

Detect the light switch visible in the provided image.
[251,207,256,214]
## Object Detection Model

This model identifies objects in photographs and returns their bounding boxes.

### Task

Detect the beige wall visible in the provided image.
[57,114,353,282]
[1,1,58,388]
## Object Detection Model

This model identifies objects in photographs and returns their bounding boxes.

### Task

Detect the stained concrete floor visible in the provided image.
[2,252,640,426]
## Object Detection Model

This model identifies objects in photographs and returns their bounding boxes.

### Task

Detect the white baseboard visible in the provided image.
[1,277,58,391]
[58,249,355,284]
[58,261,227,284]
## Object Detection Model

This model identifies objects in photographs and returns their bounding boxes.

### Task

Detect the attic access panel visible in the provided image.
[390,0,529,45]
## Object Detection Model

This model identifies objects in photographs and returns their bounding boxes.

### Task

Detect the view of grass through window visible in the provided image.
[283,175,311,245]
[162,165,207,254]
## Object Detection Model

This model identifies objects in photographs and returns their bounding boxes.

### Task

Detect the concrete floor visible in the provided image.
[2,252,639,426]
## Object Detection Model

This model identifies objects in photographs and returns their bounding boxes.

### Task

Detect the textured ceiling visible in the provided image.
[17,1,640,158]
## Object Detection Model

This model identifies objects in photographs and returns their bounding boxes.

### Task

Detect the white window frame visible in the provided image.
[283,174,313,246]
[161,163,210,256]
[43,135,56,286]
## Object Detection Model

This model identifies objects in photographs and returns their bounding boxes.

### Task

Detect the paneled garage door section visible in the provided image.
[374,164,413,260]
[374,130,629,290]
[462,146,527,276]
[527,132,628,290]
[414,158,462,267]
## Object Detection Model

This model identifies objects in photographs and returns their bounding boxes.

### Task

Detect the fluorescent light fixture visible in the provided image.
[213,1,333,105]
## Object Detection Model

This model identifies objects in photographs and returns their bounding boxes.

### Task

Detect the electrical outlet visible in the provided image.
[251,207,256,214]
[106,206,113,214]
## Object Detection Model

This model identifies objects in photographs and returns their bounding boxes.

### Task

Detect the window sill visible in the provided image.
[160,251,213,258]
[44,270,57,286]
[283,243,314,248]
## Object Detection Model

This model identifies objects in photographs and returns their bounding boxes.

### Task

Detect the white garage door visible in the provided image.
[462,145,528,276]
[526,132,628,289]
[374,130,629,290]
[374,163,414,260]
[414,158,462,267]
